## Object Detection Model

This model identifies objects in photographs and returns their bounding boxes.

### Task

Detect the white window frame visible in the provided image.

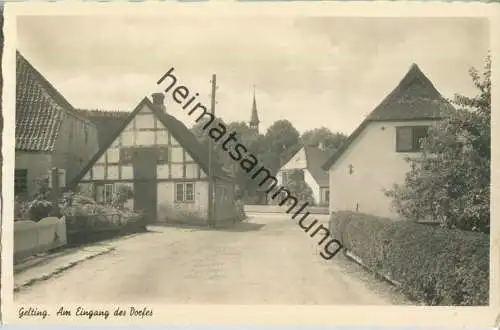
[175,182,195,202]
[104,184,114,204]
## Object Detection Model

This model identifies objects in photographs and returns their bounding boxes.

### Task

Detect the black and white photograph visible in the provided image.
[2,1,497,325]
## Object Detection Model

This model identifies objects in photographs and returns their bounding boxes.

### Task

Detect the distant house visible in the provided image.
[71,93,237,226]
[15,51,99,198]
[277,145,330,206]
[321,63,454,219]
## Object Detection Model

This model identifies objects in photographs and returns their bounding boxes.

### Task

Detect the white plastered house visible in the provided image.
[277,145,330,205]
[321,63,454,219]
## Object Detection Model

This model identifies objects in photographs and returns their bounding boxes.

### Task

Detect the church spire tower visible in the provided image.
[249,85,260,133]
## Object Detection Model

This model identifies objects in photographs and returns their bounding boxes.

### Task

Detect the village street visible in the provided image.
[14,213,408,305]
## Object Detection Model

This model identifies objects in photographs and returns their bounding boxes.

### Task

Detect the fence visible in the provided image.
[244,204,329,214]
[14,216,67,262]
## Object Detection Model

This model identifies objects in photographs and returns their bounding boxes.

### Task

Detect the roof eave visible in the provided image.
[369,116,444,122]
[321,119,369,171]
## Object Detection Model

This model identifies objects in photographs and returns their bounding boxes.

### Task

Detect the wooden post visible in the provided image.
[208,74,217,228]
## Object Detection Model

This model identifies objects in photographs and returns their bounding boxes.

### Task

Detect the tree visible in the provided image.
[261,120,301,172]
[191,118,262,199]
[226,121,259,147]
[286,169,315,205]
[301,127,348,151]
[385,55,491,233]
[191,116,226,149]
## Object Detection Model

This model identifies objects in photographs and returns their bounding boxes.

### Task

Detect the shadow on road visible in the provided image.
[66,229,152,248]
[150,221,266,232]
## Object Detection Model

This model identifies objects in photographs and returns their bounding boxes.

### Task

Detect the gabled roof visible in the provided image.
[366,63,454,121]
[281,145,329,187]
[303,146,329,187]
[322,63,454,171]
[16,51,93,152]
[70,97,229,186]
[74,109,129,149]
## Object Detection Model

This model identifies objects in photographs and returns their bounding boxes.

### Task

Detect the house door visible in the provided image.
[132,148,157,222]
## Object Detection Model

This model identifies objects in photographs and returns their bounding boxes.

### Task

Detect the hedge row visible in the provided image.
[329,211,489,306]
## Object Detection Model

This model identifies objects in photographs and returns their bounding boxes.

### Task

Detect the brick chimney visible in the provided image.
[152,93,166,112]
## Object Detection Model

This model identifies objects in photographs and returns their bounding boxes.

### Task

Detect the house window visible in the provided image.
[157,147,169,164]
[104,184,114,204]
[325,189,330,204]
[15,169,28,196]
[175,183,184,202]
[185,183,194,201]
[396,126,429,152]
[175,182,195,202]
[120,148,133,165]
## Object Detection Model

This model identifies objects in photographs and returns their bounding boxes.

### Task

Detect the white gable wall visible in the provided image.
[304,169,320,204]
[328,120,437,219]
[281,148,307,170]
[277,147,320,205]
[79,104,204,183]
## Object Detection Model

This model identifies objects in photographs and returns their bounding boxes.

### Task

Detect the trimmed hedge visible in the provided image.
[329,211,489,306]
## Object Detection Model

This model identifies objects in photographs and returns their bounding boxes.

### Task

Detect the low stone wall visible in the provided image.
[14,216,67,262]
[244,204,329,214]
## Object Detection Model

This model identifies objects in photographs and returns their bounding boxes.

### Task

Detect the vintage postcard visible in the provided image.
[1,0,499,327]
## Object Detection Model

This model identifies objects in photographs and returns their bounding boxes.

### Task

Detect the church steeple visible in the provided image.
[249,85,260,133]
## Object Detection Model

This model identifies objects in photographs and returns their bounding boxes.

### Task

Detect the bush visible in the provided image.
[329,211,489,306]
[26,199,54,222]
[385,56,491,233]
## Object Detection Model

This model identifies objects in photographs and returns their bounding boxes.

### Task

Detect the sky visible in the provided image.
[17,16,490,135]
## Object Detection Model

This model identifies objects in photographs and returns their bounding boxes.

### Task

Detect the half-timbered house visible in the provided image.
[71,93,238,226]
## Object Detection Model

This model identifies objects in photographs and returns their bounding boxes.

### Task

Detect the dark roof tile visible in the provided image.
[16,51,92,152]
[304,146,329,187]
[367,63,454,121]
[322,63,453,171]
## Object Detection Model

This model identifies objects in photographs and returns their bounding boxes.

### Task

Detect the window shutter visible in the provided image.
[396,127,413,152]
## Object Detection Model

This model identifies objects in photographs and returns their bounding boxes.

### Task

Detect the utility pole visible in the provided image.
[208,74,217,228]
